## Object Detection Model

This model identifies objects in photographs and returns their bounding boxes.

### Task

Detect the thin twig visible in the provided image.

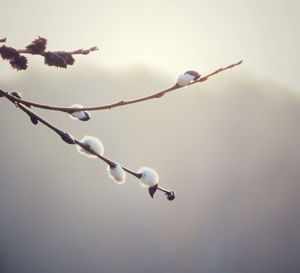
[0,60,243,113]
[7,99,171,196]
[17,47,99,56]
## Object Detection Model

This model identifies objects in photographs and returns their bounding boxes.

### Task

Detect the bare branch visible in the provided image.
[69,47,99,55]
[0,60,243,113]
[18,47,99,56]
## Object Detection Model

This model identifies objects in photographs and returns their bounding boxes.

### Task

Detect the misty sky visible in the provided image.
[1,0,300,90]
[1,1,300,273]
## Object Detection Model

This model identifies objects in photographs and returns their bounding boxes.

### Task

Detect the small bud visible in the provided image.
[69,104,91,121]
[138,167,159,188]
[10,91,22,99]
[61,132,75,144]
[77,135,104,158]
[0,45,19,60]
[107,164,126,184]
[176,70,201,87]
[9,55,28,70]
[148,184,158,198]
[166,191,175,201]
[44,52,67,68]
[26,36,47,54]
[30,115,38,125]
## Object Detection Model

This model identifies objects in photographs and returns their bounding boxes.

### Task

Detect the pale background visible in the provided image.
[0,0,300,272]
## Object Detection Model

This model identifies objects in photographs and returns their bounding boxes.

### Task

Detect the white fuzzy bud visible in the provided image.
[77,135,104,158]
[138,167,159,188]
[176,70,201,87]
[69,104,91,121]
[107,164,126,184]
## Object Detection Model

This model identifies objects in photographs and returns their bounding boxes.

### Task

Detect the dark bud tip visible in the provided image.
[26,36,47,54]
[184,70,201,80]
[61,132,75,144]
[79,111,91,121]
[30,115,38,125]
[9,55,28,71]
[55,52,75,65]
[148,184,158,199]
[10,91,22,99]
[166,191,175,201]
[0,45,19,60]
[44,52,67,68]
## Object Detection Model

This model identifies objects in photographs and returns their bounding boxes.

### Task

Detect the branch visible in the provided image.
[4,96,173,199]
[0,60,243,113]
[18,46,99,56]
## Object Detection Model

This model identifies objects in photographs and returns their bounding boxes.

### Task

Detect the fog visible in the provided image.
[0,64,299,273]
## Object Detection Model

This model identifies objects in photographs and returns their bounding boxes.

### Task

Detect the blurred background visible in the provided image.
[0,0,300,272]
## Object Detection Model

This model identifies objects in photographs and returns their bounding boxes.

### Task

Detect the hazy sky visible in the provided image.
[1,0,300,90]
[1,1,300,273]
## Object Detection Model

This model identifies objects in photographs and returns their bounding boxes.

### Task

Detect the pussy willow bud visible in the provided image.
[77,135,104,158]
[176,70,201,87]
[107,164,126,184]
[30,115,38,125]
[60,132,75,144]
[166,191,175,201]
[10,91,22,99]
[184,70,201,80]
[69,104,91,121]
[138,167,159,188]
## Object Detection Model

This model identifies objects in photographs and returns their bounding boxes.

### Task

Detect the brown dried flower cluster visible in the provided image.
[0,36,98,70]
[0,45,28,70]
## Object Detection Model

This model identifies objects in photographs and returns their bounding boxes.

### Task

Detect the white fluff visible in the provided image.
[77,135,104,158]
[107,164,126,184]
[69,104,87,120]
[138,167,159,188]
[176,73,195,87]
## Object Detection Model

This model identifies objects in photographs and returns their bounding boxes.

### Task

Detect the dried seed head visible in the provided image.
[0,45,19,60]
[55,52,75,65]
[44,52,67,68]
[10,91,22,99]
[26,36,47,54]
[9,56,28,71]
